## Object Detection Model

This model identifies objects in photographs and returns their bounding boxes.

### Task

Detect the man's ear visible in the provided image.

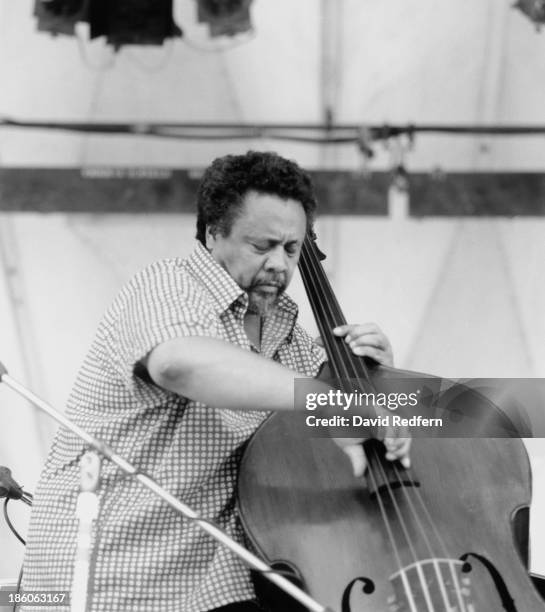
[205,226,216,250]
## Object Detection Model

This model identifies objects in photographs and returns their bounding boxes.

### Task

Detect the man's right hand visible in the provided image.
[333,434,411,478]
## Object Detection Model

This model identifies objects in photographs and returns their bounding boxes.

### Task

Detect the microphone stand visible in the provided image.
[0,362,335,612]
[72,452,100,612]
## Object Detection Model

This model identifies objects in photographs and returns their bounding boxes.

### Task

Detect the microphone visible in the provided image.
[0,365,34,506]
[0,466,23,501]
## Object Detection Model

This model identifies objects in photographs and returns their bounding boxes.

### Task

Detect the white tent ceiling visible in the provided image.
[2,0,545,170]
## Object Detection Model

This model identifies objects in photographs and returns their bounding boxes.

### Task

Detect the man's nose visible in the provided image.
[264,247,289,273]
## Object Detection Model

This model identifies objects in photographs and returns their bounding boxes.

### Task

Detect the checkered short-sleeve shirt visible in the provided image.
[22,242,325,612]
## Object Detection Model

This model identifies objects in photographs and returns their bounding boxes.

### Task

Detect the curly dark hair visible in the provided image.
[195,151,317,245]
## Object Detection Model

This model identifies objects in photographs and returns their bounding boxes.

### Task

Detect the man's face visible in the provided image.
[206,191,307,315]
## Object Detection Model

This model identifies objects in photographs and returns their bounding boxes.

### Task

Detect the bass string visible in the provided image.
[299,238,407,578]
[389,460,468,611]
[301,238,421,523]
[363,454,414,606]
[300,235,467,611]
[365,455,421,612]
[371,450,468,612]
[299,238,370,383]
[298,241,349,379]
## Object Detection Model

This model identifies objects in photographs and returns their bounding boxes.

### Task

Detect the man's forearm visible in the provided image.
[145,336,329,411]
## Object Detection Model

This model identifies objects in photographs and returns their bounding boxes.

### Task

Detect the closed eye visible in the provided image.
[285,243,300,256]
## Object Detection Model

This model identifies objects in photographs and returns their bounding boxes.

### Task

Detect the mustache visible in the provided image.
[253,276,286,288]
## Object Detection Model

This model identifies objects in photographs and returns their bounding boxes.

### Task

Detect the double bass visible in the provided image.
[238,234,545,612]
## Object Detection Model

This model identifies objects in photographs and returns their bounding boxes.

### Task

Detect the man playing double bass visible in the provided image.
[22,151,409,612]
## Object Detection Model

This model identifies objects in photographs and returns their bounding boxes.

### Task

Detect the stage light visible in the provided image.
[513,0,545,30]
[197,0,253,37]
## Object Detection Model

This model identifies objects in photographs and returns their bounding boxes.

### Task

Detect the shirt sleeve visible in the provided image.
[109,261,217,394]
[280,323,326,377]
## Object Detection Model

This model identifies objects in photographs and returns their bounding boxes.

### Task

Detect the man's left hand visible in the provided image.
[332,322,394,367]
[319,323,405,476]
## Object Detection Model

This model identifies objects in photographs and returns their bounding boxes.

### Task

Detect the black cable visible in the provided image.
[12,565,23,612]
[4,117,545,143]
[2,500,26,611]
[3,499,26,546]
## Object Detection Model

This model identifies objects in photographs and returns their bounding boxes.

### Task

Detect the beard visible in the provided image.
[246,278,286,316]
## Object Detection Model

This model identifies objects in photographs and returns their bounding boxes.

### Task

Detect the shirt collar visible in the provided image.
[187,242,299,323]
[188,242,245,313]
